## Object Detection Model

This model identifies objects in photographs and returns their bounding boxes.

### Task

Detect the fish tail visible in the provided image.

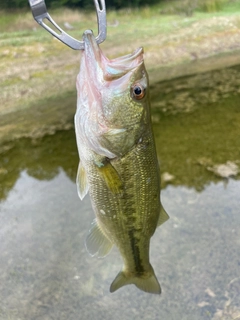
[110,267,161,294]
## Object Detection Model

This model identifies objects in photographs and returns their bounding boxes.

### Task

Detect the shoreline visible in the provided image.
[2,7,240,146]
[1,49,240,148]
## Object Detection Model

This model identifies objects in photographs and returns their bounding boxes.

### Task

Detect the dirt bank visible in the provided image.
[1,10,240,145]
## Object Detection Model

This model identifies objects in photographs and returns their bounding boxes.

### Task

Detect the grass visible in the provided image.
[1,1,240,33]
[1,1,240,120]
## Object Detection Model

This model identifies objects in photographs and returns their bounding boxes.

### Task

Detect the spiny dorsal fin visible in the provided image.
[85,219,113,258]
[76,162,89,200]
[95,160,123,194]
[157,205,169,227]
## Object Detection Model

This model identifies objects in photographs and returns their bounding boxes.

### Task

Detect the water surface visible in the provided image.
[0,80,240,320]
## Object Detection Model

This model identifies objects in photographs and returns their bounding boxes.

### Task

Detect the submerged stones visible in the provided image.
[207,161,239,179]
[198,158,240,179]
[151,65,240,115]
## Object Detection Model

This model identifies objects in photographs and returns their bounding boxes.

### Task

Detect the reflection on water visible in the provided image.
[153,91,240,191]
[0,81,240,319]
[0,130,78,201]
[1,92,239,201]
[0,170,239,319]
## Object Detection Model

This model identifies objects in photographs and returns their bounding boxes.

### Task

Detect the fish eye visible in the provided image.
[132,84,145,100]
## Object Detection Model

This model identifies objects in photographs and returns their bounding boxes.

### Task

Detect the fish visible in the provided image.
[74,30,169,294]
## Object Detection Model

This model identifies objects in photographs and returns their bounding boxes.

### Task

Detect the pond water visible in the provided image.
[0,75,240,320]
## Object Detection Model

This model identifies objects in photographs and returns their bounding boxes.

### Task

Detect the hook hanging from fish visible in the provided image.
[28,0,107,50]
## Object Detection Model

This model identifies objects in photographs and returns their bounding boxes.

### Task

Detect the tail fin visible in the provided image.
[110,268,161,294]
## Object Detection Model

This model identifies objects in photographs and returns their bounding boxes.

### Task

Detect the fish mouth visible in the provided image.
[83,30,102,66]
[82,30,144,81]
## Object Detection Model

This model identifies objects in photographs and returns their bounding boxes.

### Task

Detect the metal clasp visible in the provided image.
[28,0,107,50]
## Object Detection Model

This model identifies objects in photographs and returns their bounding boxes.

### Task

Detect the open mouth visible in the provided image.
[82,30,144,82]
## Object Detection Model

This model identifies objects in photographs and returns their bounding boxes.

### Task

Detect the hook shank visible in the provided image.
[28,0,107,50]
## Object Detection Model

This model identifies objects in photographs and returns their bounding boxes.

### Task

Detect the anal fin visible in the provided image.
[85,219,113,258]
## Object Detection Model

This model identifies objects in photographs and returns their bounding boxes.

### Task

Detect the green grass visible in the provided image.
[0,10,19,30]
[1,1,240,120]
[0,1,240,34]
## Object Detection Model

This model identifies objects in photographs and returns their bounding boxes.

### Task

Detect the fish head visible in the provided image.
[75,30,151,158]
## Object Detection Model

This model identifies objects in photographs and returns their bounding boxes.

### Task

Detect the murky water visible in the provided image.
[0,81,240,319]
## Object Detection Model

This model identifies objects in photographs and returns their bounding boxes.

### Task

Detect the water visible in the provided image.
[0,81,240,319]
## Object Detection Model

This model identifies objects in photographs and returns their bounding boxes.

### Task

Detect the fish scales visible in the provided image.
[85,133,158,277]
[75,30,169,294]
[89,132,158,240]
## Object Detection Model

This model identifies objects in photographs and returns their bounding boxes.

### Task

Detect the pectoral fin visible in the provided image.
[157,205,169,227]
[85,219,113,258]
[76,162,89,200]
[95,160,123,194]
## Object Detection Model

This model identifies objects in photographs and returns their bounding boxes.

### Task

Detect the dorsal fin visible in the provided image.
[157,205,169,227]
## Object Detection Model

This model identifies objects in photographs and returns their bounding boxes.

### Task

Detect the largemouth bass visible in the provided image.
[75,30,169,294]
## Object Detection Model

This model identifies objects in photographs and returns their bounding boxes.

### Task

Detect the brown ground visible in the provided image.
[1,11,240,144]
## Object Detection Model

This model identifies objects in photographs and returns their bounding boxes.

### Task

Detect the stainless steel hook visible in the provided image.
[28,0,107,50]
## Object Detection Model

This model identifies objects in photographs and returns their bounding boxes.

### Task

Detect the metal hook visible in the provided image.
[28,0,107,50]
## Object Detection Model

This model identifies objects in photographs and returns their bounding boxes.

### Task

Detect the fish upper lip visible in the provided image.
[82,30,144,81]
